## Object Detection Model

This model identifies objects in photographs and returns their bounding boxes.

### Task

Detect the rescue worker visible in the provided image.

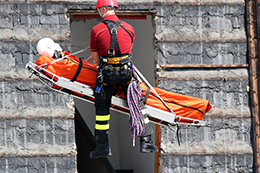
[90,0,158,159]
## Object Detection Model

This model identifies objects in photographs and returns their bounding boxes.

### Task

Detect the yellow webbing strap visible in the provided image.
[96,114,110,121]
[95,124,110,130]
[102,55,128,64]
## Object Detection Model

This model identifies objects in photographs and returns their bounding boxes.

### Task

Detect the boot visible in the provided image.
[90,130,111,159]
[140,134,159,153]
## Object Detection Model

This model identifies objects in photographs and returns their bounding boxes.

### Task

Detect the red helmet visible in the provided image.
[96,0,118,9]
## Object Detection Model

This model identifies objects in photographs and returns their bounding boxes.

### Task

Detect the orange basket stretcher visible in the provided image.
[25,53,212,127]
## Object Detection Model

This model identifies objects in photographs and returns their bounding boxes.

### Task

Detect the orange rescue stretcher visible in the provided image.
[25,52,212,127]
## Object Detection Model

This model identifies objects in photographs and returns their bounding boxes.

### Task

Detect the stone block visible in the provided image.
[30,16,40,25]
[59,14,69,24]
[28,3,41,16]
[156,42,247,65]
[7,157,27,172]
[16,3,30,15]
[40,15,59,25]
[2,42,16,54]
[42,4,68,15]
[56,156,77,173]
[0,54,15,72]
[27,157,48,173]
[0,3,17,16]
[20,15,29,25]
[0,17,13,28]
[162,154,253,173]
[26,119,45,144]
[0,157,6,172]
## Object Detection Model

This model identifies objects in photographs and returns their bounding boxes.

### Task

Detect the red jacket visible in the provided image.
[90,15,135,56]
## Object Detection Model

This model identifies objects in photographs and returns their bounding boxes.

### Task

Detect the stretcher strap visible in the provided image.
[176,125,181,146]
[145,90,206,117]
[120,24,133,43]
[71,58,83,82]
[143,87,150,105]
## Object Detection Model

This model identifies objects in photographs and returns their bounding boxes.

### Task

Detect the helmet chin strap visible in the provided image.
[98,8,115,19]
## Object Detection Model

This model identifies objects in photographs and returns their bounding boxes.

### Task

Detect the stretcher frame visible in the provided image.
[26,61,205,127]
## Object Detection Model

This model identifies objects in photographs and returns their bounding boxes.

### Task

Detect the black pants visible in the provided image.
[94,62,153,136]
[94,82,154,135]
[94,60,132,131]
[94,84,128,116]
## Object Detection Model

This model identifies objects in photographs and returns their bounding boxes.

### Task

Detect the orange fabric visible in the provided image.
[35,54,212,123]
[140,83,211,122]
[35,53,97,88]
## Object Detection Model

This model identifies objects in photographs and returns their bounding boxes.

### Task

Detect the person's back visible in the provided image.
[90,15,134,58]
[90,13,135,87]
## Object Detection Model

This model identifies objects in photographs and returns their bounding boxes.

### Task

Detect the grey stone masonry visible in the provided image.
[0,156,76,172]
[156,42,247,65]
[0,80,74,117]
[155,2,252,173]
[155,5,246,43]
[161,154,253,173]
[0,3,70,43]
[0,2,76,172]
[0,117,75,156]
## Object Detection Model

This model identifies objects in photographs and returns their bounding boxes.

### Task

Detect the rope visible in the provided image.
[133,64,176,116]
[38,47,90,68]
[127,80,145,144]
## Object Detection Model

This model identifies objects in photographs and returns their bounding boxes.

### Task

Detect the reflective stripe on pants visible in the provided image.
[95,114,110,130]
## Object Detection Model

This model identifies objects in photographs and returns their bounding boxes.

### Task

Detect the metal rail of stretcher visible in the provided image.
[25,61,205,127]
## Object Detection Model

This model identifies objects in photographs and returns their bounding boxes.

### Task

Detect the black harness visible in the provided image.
[103,20,122,57]
[102,19,133,58]
[96,19,134,95]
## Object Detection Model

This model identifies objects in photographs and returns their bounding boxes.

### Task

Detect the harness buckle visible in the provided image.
[110,28,118,34]
[120,56,130,64]
[108,49,115,56]
[102,58,108,63]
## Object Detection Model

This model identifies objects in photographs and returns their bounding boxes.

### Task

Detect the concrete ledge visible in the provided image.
[0,27,70,42]
[155,27,246,43]
[157,68,249,80]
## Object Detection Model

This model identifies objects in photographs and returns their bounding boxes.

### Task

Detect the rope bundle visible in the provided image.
[127,80,145,141]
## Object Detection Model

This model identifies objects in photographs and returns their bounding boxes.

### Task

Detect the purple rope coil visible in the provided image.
[127,80,145,139]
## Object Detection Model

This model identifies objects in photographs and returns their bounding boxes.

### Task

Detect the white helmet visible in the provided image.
[36,38,62,58]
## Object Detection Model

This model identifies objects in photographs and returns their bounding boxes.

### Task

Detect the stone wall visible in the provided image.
[0,2,76,172]
[155,3,252,173]
[0,0,251,172]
